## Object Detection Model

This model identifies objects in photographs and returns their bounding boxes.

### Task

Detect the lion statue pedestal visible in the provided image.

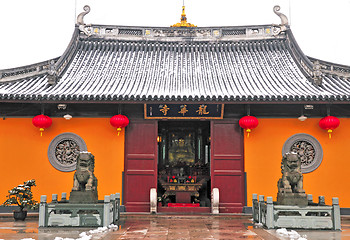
[252,150,341,230]
[276,152,307,206]
[38,151,121,227]
[69,152,98,203]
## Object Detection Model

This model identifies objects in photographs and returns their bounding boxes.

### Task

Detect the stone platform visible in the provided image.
[69,190,98,203]
[38,193,120,227]
[277,192,308,206]
[253,194,341,230]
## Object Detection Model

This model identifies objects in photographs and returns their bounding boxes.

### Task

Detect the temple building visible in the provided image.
[1,5,350,213]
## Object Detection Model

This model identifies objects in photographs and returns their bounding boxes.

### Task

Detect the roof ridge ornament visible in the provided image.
[272,5,288,35]
[77,5,92,36]
[171,5,197,27]
[47,60,58,85]
[273,5,289,26]
[312,61,323,86]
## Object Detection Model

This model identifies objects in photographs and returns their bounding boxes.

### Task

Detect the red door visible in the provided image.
[124,119,158,212]
[211,119,244,213]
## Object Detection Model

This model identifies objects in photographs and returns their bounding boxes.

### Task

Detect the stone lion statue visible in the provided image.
[72,152,97,192]
[278,152,305,194]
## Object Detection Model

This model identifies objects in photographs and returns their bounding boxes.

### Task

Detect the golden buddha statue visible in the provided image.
[168,138,195,165]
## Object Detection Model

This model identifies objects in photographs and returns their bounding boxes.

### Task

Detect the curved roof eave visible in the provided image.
[0,24,350,103]
[0,26,80,84]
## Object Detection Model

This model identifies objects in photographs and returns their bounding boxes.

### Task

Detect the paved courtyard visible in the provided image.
[0,214,350,239]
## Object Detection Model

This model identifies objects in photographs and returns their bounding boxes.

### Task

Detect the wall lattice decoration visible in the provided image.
[282,133,323,173]
[48,133,87,172]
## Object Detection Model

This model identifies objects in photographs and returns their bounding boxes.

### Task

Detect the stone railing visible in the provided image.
[39,192,120,227]
[252,194,341,230]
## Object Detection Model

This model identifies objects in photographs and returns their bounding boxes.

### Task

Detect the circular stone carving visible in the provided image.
[282,133,323,173]
[48,133,87,172]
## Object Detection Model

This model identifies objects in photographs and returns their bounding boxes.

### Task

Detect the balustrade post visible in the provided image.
[318,196,325,205]
[52,194,58,204]
[38,195,48,227]
[307,194,313,204]
[252,194,258,222]
[266,197,274,229]
[110,194,116,223]
[103,195,111,227]
[258,195,264,223]
[332,197,341,230]
[115,193,120,221]
[61,192,67,202]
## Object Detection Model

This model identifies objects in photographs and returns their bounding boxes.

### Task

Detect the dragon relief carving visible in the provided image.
[55,139,80,166]
[290,141,316,167]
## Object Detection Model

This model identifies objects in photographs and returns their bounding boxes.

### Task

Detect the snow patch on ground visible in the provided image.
[276,228,307,240]
[130,229,147,234]
[48,224,119,240]
[254,222,264,227]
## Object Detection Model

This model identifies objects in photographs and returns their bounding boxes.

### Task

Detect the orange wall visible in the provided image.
[3,117,349,208]
[0,118,124,204]
[245,118,350,208]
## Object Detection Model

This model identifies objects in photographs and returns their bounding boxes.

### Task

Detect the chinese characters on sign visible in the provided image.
[144,104,224,119]
[196,105,209,115]
[178,105,189,116]
[160,105,170,116]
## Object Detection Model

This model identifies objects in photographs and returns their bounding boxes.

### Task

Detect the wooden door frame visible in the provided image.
[210,119,245,213]
[124,119,158,212]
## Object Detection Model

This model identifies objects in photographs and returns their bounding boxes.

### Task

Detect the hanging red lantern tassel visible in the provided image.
[110,114,129,136]
[32,114,52,136]
[239,116,259,137]
[319,116,340,139]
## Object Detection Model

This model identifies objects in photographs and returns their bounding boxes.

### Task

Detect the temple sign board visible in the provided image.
[144,104,224,119]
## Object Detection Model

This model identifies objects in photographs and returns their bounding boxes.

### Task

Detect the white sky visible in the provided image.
[0,0,349,69]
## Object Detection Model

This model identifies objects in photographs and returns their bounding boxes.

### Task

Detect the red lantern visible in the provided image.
[110,114,129,136]
[319,116,340,139]
[32,114,52,136]
[239,116,259,137]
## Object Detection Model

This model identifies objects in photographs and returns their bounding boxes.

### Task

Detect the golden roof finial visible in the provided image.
[171,3,197,28]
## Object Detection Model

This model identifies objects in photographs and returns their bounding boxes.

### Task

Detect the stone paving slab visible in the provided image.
[0,214,349,239]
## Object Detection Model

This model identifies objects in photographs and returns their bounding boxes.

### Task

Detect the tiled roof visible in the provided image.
[0,25,349,102]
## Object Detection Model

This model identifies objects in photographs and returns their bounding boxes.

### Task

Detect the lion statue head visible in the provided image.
[76,152,95,172]
[72,152,97,192]
[282,152,301,174]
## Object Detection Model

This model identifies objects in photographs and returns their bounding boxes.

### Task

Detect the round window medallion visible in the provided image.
[48,133,87,172]
[282,133,323,173]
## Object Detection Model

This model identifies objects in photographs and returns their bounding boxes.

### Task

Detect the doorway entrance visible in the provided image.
[157,121,211,208]
[124,118,245,213]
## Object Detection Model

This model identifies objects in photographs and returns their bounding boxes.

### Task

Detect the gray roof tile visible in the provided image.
[0,26,350,102]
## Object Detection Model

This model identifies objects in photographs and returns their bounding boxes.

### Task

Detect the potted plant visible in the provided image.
[2,179,38,221]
